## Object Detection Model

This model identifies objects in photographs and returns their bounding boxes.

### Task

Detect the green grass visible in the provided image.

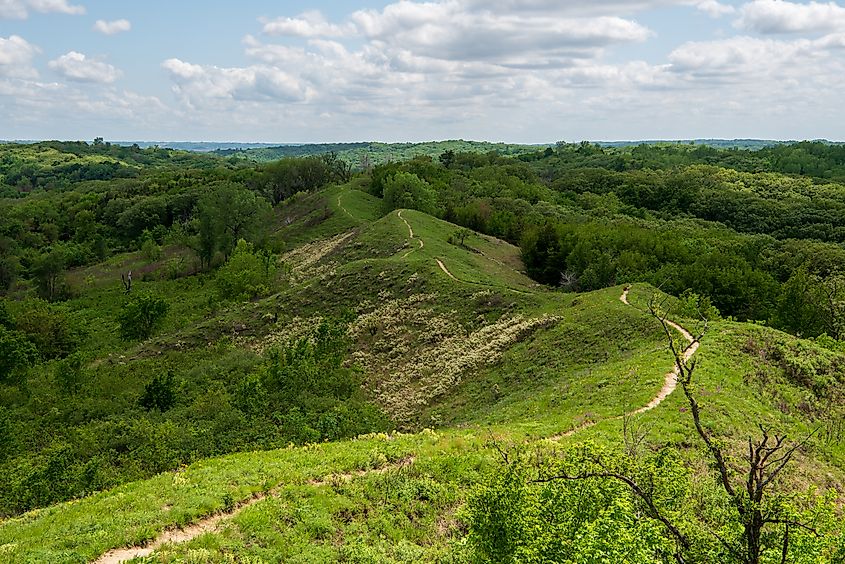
[5,187,845,561]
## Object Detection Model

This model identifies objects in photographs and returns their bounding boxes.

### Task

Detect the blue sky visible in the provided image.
[1,0,844,142]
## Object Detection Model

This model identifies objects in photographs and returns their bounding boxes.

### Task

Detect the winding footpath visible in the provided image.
[397,210,425,258]
[554,288,699,438]
[336,189,355,219]
[93,457,415,564]
[396,206,701,434]
[396,210,532,295]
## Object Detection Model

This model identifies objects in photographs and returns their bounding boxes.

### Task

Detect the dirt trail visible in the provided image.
[336,189,357,220]
[397,210,425,258]
[435,258,459,281]
[620,288,699,415]
[93,457,415,564]
[554,287,699,438]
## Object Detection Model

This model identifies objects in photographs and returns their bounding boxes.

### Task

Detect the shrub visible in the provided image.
[54,352,84,394]
[140,238,162,263]
[139,372,177,412]
[13,300,80,360]
[0,326,38,384]
[216,239,276,300]
[117,295,169,340]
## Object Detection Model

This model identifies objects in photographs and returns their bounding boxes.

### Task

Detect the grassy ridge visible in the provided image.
[3,187,845,561]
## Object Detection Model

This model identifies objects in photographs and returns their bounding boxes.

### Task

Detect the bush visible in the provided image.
[13,300,80,360]
[117,295,169,340]
[54,352,84,394]
[139,372,177,412]
[216,239,276,300]
[0,326,38,384]
[140,238,162,263]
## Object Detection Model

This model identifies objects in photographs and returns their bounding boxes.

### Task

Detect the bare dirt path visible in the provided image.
[397,210,425,258]
[554,287,699,438]
[93,457,415,564]
[620,288,699,415]
[336,189,355,219]
[435,258,459,281]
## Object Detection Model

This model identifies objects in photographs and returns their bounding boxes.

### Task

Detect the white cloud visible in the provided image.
[0,34,39,78]
[93,18,131,35]
[162,57,310,107]
[48,51,121,83]
[262,10,353,37]
[0,0,83,19]
[736,0,845,34]
[694,0,735,17]
[349,2,652,67]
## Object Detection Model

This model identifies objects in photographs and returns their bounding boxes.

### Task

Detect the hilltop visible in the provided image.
[2,141,845,561]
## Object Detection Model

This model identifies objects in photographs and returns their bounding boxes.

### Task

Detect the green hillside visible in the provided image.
[3,141,845,562]
[2,184,845,562]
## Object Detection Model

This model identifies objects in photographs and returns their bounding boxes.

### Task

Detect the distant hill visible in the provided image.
[596,138,845,150]
[214,140,550,165]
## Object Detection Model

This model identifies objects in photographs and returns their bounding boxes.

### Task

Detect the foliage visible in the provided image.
[253,154,351,205]
[117,294,169,341]
[464,442,845,564]
[139,372,177,412]
[215,239,276,300]
[12,299,80,360]
[0,325,38,384]
[382,171,439,215]
[140,237,162,263]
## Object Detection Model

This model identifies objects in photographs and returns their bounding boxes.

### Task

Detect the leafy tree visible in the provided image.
[0,255,18,293]
[196,183,270,259]
[0,325,38,384]
[33,247,67,302]
[449,228,472,247]
[382,172,438,215]
[117,295,169,341]
[195,201,219,269]
[215,239,276,300]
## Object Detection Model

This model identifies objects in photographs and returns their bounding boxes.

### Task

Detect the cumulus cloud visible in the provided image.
[694,0,735,17]
[0,0,84,19]
[736,0,845,34]
[93,18,131,35]
[48,51,121,83]
[0,34,39,78]
[349,2,651,67]
[262,10,353,37]
[162,57,310,107]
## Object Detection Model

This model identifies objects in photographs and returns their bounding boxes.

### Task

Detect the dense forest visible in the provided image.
[3,138,845,523]
[366,141,845,340]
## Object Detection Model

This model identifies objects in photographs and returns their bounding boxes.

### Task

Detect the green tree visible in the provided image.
[196,183,270,259]
[117,295,169,341]
[215,239,276,300]
[33,247,67,302]
[382,172,438,215]
[0,325,38,384]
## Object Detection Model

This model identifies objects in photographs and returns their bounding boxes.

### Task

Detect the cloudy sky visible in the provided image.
[1,0,844,142]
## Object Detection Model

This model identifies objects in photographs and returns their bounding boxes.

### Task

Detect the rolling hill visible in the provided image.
[2,184,844,562]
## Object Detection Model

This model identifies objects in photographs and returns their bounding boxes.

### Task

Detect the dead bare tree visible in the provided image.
[121,270,132,294]
[531,291,818,564]
[647,292,818,564]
